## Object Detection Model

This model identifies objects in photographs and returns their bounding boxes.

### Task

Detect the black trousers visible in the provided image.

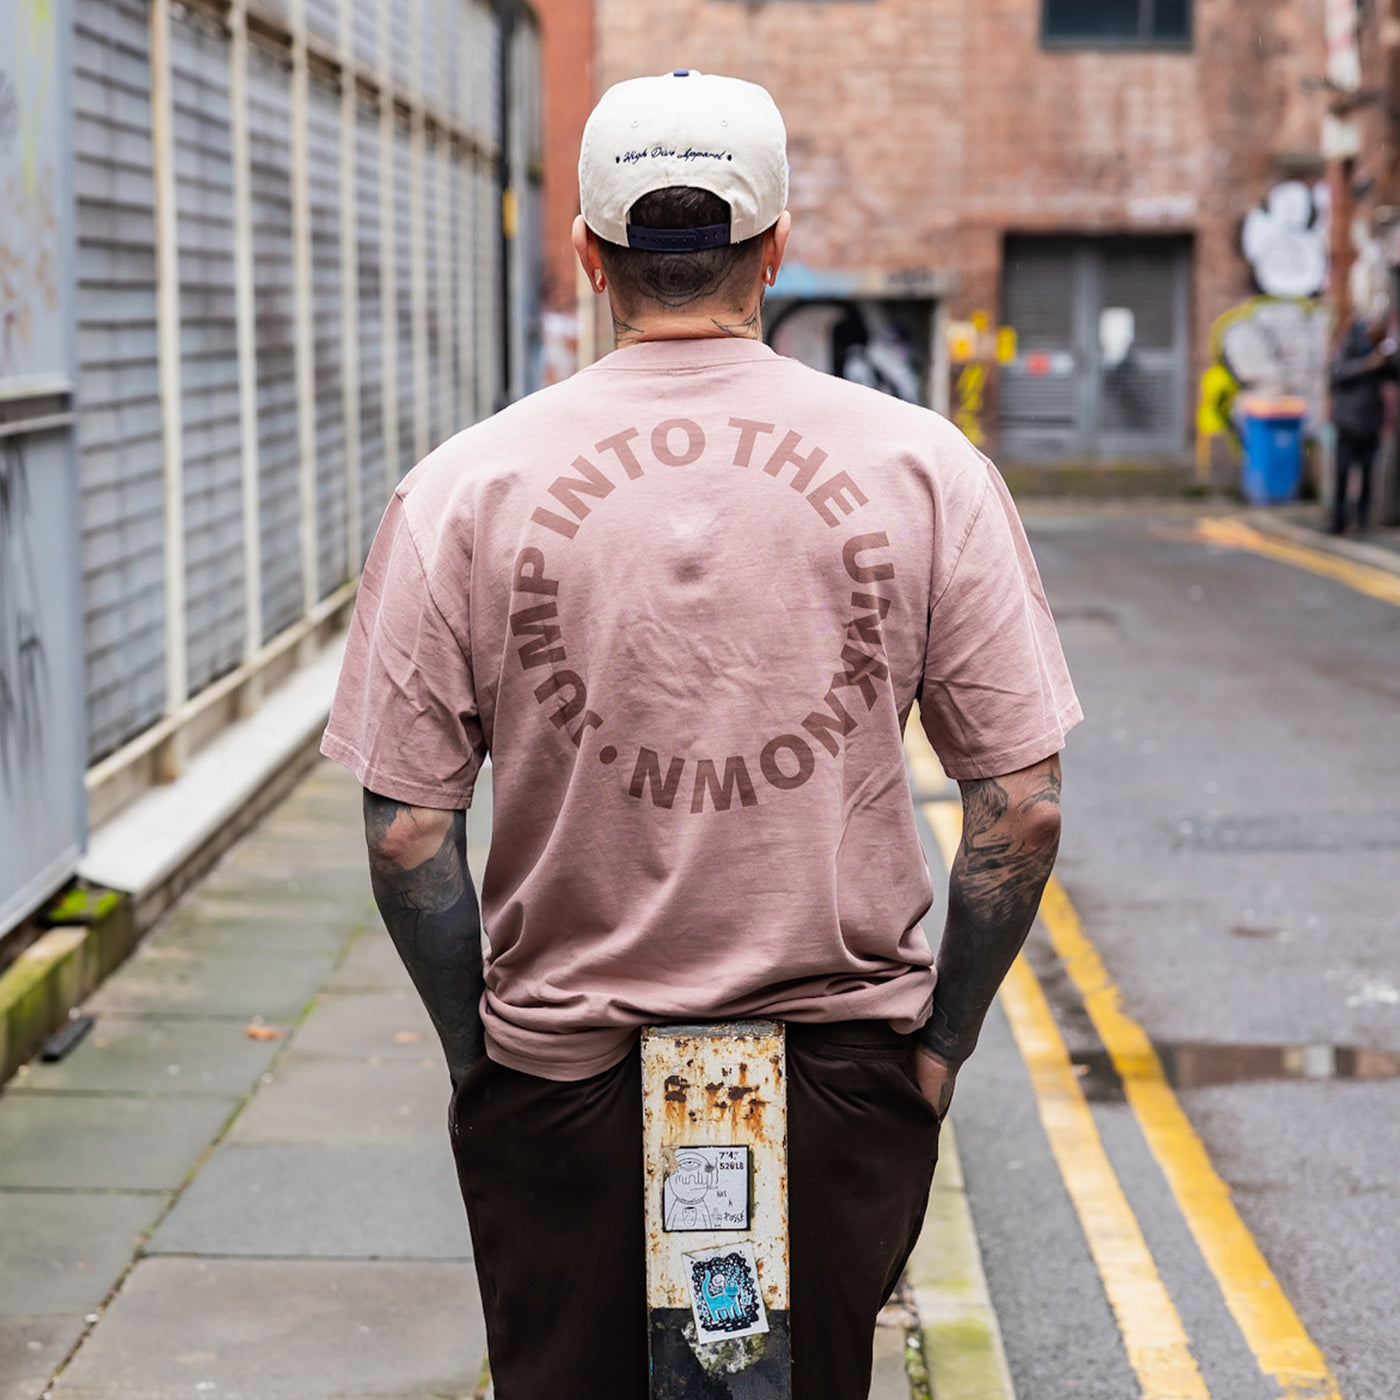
[450,1021,941,1400]
[1332,429,1378,532]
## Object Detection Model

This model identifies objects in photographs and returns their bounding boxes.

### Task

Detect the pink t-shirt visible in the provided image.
[323,337,1081,1081]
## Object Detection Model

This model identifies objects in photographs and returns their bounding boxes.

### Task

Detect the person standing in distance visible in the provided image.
[1328,312,1399,534]
[322,70,1081,1400]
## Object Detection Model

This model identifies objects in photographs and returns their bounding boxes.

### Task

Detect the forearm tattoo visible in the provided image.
[363,793,485,1086]
[918,761,1062,1068]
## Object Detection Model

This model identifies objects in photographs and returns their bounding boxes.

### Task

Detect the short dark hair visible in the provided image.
[596,187,764,310]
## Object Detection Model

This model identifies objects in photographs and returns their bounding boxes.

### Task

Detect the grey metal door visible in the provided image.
[1001,236,1190,459]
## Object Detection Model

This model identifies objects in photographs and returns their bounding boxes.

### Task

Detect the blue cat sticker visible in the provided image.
[684,1242,768,1342]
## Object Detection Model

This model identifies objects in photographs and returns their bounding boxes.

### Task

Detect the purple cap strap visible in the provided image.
[625,222,731,252]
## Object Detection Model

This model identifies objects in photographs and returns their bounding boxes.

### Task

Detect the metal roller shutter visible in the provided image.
[424,0,451,115]
[355,95,386,559]
[394,114,415,477]
[352,0,376,71]
[1000,235,1189,459]
[170,10,245,694]
[476,0,500,150]
[305,0,338,49]
[72,0,167,762]
[1000,239,1079,455]
[438,139,459,440]
[442,0,461,123]
[477,154,500,416]
[452,146,473,429]
[1098,242,1186,442]
[308,73,346,598]
[423,130,441,450]
[512,16,542,397]
[247,42,302,639]
[390,0,412,94]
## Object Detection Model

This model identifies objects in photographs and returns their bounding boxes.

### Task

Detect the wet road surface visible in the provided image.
[933,506,1400,1400]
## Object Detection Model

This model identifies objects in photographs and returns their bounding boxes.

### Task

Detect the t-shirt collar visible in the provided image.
[589,337,779,372]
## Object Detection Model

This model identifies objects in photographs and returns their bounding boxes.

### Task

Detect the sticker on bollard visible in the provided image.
[686,1242,768,1341]
[664,1146,751,1231]
[643,1021,791,1398]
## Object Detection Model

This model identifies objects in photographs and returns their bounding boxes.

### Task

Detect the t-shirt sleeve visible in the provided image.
[919,460,1082,780]
[321,493,486,808]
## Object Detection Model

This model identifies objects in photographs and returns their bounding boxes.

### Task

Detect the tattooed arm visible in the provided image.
[915,754,1063,1119]
[363,790,485,1087]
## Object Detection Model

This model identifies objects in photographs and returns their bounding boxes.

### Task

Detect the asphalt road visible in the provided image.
[938,505,1400,1400]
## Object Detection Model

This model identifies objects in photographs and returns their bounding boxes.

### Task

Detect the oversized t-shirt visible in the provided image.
[322,337,1082,1081]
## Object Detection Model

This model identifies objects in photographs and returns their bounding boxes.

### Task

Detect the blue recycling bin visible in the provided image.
[1240,397,1306,505]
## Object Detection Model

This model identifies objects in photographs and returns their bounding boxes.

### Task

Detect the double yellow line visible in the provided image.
[910,513,1400,1397]
[1194,517,1400,609]
[909,725,1341,1400]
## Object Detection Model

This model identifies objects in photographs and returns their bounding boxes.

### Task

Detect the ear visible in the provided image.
[762,211,792,286]
[573,215,606,293]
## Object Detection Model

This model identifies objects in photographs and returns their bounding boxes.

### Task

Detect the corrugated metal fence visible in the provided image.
[72,0,540,774]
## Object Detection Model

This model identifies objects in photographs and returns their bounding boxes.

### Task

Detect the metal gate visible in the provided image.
[67,0,539,781]
[1000,236,1191,459]
[2,0,87,933]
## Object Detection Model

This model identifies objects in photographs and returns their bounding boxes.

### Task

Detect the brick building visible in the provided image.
[537,0,1330,461]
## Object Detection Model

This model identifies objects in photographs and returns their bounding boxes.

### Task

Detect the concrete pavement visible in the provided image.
[2,762,487,1400]
[1,759,944,1400]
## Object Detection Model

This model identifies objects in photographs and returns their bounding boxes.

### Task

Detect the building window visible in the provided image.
[1043,0,1191,47]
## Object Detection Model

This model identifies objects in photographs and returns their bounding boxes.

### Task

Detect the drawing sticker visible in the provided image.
[685,1242,768,1342]
[662,1145,750,1232]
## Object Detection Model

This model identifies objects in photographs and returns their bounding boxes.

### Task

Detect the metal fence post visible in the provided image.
[642,1021,792,1398]
[149,0,188,741]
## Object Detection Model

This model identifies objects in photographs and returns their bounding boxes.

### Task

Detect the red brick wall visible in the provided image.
[535,0,595,316]
[587,0,1329,447]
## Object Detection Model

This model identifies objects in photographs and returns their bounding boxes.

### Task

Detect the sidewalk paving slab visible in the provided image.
[146,1143,472,1260]
[289,988,438,1053]
[0,1094,239,1192]
[323,937,431,995]
[0,1192,166,1315]
[226,1056,449,1146]
[1,761,490,1400]
[1,1317,90,1400]
[49,1257,485,1400]
[10,1017,284,1097]
[870,1323,912,1400]
[147,909,362,957]
[83,946,338,1023]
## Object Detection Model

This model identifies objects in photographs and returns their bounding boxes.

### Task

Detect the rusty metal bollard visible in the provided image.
[642,1021,791,1398]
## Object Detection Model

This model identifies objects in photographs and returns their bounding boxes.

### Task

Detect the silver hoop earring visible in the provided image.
[594,269,605,291]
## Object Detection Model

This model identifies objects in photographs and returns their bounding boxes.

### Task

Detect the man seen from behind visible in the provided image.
[322,70,1082,1400]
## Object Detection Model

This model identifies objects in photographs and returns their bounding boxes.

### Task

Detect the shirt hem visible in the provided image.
[938,702,1084,782]
[482,976,937,1083]
[320,731,478,810]
[485,1033,636,1083]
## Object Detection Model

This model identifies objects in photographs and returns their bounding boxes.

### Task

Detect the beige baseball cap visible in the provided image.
[578,70,788,251]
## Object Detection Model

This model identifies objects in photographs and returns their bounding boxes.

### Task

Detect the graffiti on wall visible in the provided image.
[0,440,50,788]
[0,0,61,388]
[1241,182,1329,301]
[953,363,987,447]
[767,300,927,405]
[1197,297,1329,452]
